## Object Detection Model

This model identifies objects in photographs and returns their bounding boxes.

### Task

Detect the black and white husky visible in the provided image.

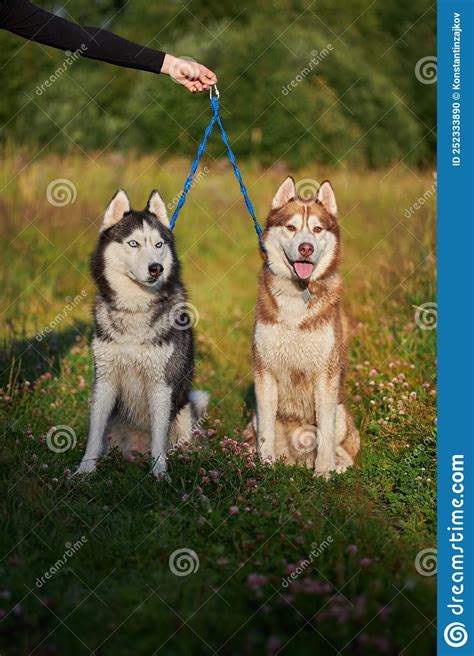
[75,189,208,478]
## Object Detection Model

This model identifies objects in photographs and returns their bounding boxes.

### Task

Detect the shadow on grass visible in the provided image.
[0,321,93,389]
[242,383,255,411]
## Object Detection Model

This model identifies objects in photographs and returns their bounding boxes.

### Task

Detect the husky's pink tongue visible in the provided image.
[293,262,314,279]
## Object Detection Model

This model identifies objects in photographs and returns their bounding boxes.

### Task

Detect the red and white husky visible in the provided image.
[245,176,360,477]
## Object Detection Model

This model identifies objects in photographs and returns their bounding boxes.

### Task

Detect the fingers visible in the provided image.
[183,79,204,93]
[197,64,217,86]
[181,63,217,93]
[185,66,217,92]
[165,56,218,93]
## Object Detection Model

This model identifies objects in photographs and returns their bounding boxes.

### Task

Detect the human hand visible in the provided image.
[161,54,217,93]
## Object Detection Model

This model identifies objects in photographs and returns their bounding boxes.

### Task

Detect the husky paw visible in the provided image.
[70,460,97,478]
[153,469,171,483]
[335,448,353,475]
[258,437,275,463]
[313,468,332,480]
[313,457,336,480]
[151,457,169,481]
[259,451,275,464]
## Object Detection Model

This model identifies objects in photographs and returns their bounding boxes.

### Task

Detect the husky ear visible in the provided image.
[317,180,337,216]
[272,176,296,210]
[102,189,130,231]
[146,189,169,227]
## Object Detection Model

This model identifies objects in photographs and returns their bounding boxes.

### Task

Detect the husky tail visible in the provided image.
[189,390,209,422]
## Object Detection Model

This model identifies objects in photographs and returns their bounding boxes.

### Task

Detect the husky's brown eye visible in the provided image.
[314,226,323,234]
[286,225,297,232]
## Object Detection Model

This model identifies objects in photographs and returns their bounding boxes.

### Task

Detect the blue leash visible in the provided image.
[169,86,266,254]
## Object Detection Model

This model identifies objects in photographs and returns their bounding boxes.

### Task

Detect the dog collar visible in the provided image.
[302,285,311,304]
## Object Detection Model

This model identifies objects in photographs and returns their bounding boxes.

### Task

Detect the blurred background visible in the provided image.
[1,0,436,166]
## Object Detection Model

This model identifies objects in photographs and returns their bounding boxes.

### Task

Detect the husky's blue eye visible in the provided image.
[127,240,139,248]
[155,241,163,249]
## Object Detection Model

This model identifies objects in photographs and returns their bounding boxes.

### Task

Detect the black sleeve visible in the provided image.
[0,0,166,74]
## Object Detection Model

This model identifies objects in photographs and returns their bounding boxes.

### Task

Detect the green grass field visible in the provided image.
[0,152,436,655]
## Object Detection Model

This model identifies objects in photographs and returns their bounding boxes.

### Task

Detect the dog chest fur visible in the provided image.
[94,336,174,429]
[255,320,335,423]
[255,321,335,374]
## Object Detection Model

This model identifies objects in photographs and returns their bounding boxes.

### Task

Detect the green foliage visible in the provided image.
[0,0,436,166]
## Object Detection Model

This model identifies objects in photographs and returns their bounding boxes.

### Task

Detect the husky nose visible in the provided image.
[148,262,163,277]
[298,242,314,258]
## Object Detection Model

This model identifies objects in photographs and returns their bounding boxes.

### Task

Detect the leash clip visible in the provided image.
[209,84,220,99]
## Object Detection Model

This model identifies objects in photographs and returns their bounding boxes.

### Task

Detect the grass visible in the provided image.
[0,151,436,655]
